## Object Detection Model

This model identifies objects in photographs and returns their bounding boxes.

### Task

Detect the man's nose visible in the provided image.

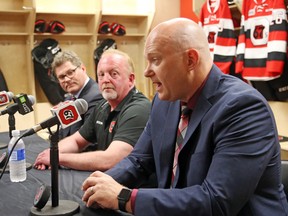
[144,66,154,77]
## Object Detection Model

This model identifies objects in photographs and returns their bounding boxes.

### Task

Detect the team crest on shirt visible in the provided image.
[250,18,269,46]
[109,121,116,133]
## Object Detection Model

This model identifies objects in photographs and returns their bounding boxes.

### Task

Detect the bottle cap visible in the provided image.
[11,130,20,137]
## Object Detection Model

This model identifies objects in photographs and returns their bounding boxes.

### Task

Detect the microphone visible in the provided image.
[22,98,88,137]
[0,91,14,106]
[0,94,35,116]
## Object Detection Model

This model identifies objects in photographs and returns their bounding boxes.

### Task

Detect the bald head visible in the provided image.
[144,18,213,102]
[147,18,211,56]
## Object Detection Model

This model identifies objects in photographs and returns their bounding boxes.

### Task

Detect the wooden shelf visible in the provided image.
[34,33,95,37]
[0,9,32,14]
[97,34,146,38]
[0,33,30,36]
[0,11,32,33]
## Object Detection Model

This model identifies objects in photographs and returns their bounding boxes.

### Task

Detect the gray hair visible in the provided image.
[51,50,83,73]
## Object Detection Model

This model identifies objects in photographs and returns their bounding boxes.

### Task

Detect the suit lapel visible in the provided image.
[172,65,222,186]
[171,97,212,187]
[78,78,92,98]
[182,97,212,149]
[158,101,181,188]
[181,65,221,150]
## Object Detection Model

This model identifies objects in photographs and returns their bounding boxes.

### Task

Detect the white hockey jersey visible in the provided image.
[236,0,287,80]
[199,0,237,74]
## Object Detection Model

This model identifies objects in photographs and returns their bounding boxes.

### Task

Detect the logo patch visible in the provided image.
[109,121,116,133]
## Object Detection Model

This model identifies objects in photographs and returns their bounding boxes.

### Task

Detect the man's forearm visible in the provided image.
[58,136,82,153]
[59,151,113,171]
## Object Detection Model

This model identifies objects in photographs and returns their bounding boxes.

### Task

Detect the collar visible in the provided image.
[185,72,210,110]
[110,87,138,113]
[73,77,90,98]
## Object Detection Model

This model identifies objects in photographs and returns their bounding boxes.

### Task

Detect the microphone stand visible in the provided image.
[0,113,15,150]
[0,105,17,149]
[30,125,79,216]
[8,114,15,138]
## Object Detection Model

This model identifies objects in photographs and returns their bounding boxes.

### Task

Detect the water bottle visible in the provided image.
[8,130,26,182]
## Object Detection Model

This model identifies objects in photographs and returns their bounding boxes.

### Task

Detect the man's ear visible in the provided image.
[80,64,86,72]
[129,73,135,86]
[187,49,199,70]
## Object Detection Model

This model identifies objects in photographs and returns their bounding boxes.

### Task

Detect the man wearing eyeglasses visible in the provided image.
[51,50,103,140]
[34,49,151,172]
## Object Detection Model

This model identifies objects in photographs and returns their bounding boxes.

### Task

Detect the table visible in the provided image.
[0,132,131,216]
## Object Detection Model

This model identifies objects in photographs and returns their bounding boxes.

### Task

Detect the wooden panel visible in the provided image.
[0,37,30,95]
[35,0,100,13]
[269,101,288,137]
[0,111,35,132]
[268,101,288,160]
[102,0,155,15]
[0,11,31,33]
[0,0,26,10]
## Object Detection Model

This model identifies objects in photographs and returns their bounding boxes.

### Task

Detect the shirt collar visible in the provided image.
[111,87,137,113]
[184,72,210,110]
[73,77,89,98]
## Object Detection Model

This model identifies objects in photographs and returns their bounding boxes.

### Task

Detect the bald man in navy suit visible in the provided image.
[82,18,288,216]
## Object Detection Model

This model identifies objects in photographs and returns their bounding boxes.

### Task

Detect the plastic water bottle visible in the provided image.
[8,130,26,182]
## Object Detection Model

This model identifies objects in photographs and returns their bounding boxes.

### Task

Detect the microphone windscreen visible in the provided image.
[0,91,14,106]
[74,98,88,115]
[27,95,36,105]
[7,92,14,100]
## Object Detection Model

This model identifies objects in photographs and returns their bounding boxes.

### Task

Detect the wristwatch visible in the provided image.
[117,188,132,212]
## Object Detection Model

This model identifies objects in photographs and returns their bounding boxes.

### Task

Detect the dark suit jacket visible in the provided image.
[107,65,288,216]
[59,78,102,139]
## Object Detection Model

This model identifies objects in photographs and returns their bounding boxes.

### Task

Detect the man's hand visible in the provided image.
[82,171,124,210]
[34,148,50,170]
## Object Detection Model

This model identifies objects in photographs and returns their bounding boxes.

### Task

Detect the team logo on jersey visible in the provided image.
[109,121,116,133]
[208,32,216,44]
[204,25,219,44]
[251,18,269,46]
[248,1,269,16]
[253,25,265,39]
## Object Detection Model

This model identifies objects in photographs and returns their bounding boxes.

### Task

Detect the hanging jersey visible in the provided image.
[236,0,287,81]
[199,0,237,74]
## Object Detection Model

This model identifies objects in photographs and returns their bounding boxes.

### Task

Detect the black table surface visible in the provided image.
[0,132,132,216]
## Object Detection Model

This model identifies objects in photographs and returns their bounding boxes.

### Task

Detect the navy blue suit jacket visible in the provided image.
[107,65,288,215]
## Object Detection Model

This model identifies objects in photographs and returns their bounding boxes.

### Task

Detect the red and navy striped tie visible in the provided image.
[171,106,191,186]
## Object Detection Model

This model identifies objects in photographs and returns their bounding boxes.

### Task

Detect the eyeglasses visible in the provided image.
[57,66,79,82]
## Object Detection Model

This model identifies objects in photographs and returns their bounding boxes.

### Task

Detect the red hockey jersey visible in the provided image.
[236,0,287,80]
[199,0,237,74]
